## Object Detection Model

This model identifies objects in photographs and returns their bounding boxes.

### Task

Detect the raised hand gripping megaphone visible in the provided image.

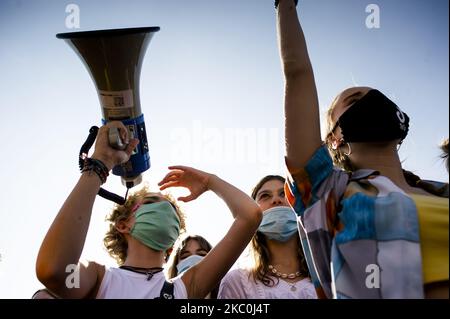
[56,27,160,201]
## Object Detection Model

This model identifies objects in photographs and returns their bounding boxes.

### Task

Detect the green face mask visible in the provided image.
[130,201,180,251]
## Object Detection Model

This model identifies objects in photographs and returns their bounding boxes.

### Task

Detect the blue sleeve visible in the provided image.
[285,145,334,217]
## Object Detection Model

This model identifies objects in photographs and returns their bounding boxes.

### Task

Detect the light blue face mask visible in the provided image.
[258,206,298,242]
[176,254,204,274]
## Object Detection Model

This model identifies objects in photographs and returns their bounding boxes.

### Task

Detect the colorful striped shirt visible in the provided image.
[284,145,448,299]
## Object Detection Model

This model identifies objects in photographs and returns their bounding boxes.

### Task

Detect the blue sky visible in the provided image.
[0,0,448,298]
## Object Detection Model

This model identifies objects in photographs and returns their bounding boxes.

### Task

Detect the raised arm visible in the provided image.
[36,122,138,298]
[158,167,262,298]
[277,0,322,168]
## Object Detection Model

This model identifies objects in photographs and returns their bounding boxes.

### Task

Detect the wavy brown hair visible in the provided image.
[250,175,310,287]
[166,234,213,279]
[166,234,218,298]
[324,94,354,172]
[103,186,186,265]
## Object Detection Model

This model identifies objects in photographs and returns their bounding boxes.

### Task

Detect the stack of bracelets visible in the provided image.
[81,157,109,184]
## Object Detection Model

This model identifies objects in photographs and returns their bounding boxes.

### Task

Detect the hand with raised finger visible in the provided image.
[158,166,212,202]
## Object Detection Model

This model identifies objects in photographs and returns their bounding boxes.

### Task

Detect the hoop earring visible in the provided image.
[343,142,352,156]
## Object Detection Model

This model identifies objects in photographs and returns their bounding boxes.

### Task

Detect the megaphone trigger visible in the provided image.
[108,127,128,151]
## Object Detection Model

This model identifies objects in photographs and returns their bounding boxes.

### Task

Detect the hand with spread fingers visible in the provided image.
[158,166,212,202]
[158,165,262,298]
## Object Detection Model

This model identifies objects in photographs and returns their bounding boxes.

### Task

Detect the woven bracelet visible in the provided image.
[81,157,109,184]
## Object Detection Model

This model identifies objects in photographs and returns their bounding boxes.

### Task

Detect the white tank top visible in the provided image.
[96,267,188,299]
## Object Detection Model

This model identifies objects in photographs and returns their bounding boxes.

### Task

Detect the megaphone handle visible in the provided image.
[79,126,129,205]
[79,126,99,170]
[98,187,127,205]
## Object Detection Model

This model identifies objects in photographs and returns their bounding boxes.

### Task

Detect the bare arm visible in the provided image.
[159,167,262,298]
[36,122,138,298]
[278,0,322,168]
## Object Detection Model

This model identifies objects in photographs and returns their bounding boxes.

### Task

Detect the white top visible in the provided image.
[96,267,188,299]
[218,268,317,299]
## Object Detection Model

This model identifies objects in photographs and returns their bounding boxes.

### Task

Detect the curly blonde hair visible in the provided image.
[103,186,186,265]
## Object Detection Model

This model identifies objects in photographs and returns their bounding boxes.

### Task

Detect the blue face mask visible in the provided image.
[258,206,298,242]
[176,254,204,274]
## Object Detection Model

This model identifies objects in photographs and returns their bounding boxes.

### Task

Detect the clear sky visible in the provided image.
[0,0,448,298]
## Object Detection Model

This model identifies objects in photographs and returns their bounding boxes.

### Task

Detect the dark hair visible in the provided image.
[249,175,310,287]
[250,233,310,287]
[251,175,286,200]
[31,288,59,299]
[166,234,213,278]
[166,234,218,298]
[403,170,449,197]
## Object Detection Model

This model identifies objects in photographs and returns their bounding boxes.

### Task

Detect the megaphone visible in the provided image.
[56,27,160,189]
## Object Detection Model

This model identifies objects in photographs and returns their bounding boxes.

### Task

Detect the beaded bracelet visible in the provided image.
[275,0,298,9]
[81,157,110,184]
